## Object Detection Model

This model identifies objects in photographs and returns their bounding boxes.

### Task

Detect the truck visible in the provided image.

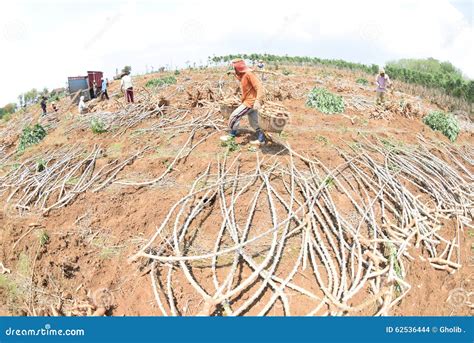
[67,71,104,103]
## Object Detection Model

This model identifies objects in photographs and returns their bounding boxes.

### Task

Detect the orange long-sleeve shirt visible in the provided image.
[240,72,264,108]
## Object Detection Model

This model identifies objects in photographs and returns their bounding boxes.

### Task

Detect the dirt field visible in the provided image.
[0,66,472,316]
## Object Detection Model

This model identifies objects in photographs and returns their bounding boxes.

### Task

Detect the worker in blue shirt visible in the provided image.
[100,78,109,100]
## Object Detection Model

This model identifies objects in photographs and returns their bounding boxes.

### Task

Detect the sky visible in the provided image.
[0,0,473,106]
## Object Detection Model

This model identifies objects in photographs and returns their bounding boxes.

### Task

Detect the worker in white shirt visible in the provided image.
[120,71,134,103]
[78,96,88,114]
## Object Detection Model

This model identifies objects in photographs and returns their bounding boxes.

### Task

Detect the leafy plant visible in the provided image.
[384,242,403,295]
[90,118,107,134]
[306,88,345,114]
[174,69,180,76]
[36,159,46,172]
[18,124,47,152]
[146,76,177,88]
[37,230,49,246]
[323,176,335,188]
[356,78,369,85]
[282,69,291,76]
[220,137,240,154]
[422,111,460,142]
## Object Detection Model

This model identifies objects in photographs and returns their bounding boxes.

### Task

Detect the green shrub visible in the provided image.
[356,78,369,85]
[18,124,47,152]
[423,111,460,142]
[306,88,345,114]
[174,69,180,76]
[220,137,239,154]
[90,118,107,134]
[282,69,291,76]
[145,76,177,88]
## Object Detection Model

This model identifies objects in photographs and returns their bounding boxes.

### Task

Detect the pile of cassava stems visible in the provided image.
[0,145,145,214]
[128,137,472,316]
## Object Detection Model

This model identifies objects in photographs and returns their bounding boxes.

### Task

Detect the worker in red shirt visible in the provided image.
[220,59,265,145]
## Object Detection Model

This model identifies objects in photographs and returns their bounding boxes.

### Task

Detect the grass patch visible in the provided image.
[107,143,123,158]
[323,176,335,188]
[356,78,369,85]
[379,137,405,150]
[145,76,177,88]
[316,135,329,145]
[384,242,404,296]
[37,230,49,246]
[91,236,122,259]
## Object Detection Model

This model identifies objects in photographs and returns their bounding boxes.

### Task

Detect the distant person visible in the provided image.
[93,80,100,98]
[375,68,391,105]
[78,96,88,114]
[40,96,47,116]
[100,78,109,100]
[220,58,265,146]
[257,59,266,81]
[120,72,134,103]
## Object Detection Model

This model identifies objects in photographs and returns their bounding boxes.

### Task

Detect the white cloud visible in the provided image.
[0,0,472,105]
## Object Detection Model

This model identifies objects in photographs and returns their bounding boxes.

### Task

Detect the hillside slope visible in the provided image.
[0,66,472,316]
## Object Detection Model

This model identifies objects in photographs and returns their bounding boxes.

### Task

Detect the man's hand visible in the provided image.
[253,100,262,110]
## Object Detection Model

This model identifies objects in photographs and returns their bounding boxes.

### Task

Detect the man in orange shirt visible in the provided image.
[220,58,265,145]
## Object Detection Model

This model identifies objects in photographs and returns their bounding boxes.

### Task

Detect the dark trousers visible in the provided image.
[101,90,109,100]
[41,105,47,116]
[126,87,134,103]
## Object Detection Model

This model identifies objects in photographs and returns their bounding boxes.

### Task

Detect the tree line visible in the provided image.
[210,53,379,75]
[385,58,473,104]
[211,54,473,104]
